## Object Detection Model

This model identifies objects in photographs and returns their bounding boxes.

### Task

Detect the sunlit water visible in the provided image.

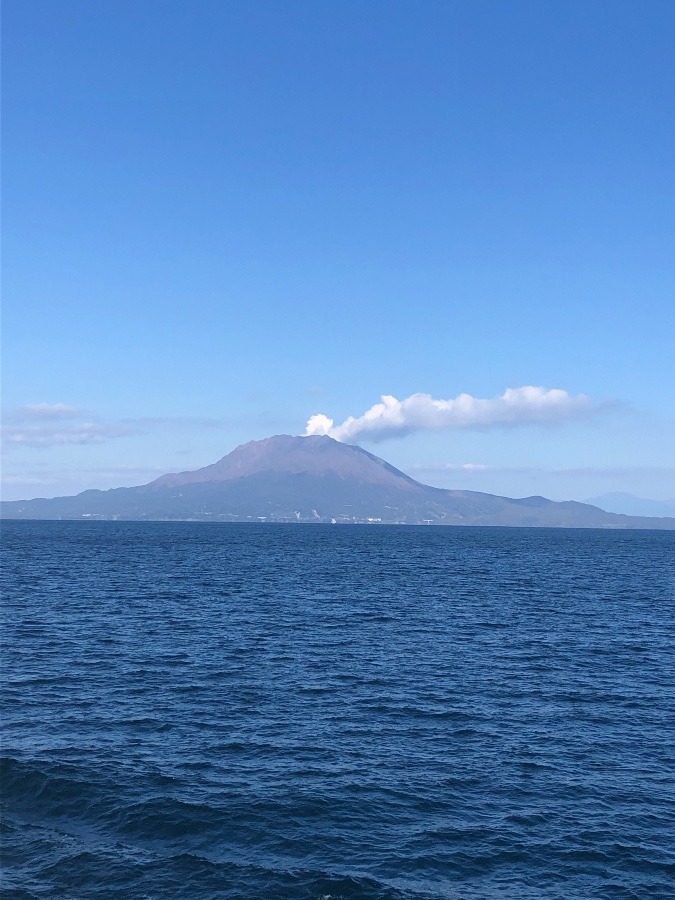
[2,521,674,898]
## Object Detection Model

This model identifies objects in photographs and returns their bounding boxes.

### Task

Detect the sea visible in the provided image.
[1,521,674,899]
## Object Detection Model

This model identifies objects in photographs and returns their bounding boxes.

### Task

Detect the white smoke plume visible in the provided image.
[305,386,594,442]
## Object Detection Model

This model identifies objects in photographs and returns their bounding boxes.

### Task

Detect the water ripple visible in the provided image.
[1,522,674,898]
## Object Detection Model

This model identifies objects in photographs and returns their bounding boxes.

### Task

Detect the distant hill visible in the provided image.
[584,492,675,518]
[2,434,674,529]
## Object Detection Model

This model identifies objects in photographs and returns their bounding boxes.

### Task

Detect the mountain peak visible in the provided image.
[149,433,419,490]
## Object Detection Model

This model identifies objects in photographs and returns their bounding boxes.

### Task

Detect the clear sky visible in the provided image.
[2,0,674,503]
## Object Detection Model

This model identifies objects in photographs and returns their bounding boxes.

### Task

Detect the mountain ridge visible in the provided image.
[584,492,675,518]
[148,434,421,491]
[2,435,674,529]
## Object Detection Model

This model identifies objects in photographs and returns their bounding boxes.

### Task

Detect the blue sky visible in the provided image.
[3,0,674,502]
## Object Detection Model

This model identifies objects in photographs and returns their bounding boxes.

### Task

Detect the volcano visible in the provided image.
[2,434,674,528]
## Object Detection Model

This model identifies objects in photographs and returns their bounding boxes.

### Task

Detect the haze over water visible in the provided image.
[2,522,674,898]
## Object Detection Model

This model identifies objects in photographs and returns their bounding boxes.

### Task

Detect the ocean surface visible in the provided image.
[1,522,674,899]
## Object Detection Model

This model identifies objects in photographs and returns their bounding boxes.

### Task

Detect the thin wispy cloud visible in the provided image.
[123,416,225,429]
[3,403,136,449]
[2,464,168,486]
[6,403,80,421]
[409,463,675,477]
[3,422,138,448]
[305,386,596,442]
[1,404,240,449]
[412,462,492,473]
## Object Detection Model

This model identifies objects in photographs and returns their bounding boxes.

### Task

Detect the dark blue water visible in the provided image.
[2,522,674,898]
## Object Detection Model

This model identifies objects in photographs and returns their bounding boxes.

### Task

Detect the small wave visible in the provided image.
[0,756,106,821]
[30,848,417,900]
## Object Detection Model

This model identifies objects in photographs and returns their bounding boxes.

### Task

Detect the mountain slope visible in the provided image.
[149,434,421,490]
[584,492,675,518]
[2,435,674,528]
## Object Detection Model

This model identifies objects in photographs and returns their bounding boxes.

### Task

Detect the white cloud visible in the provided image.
[2,403,137,448]
[411,462,492,473]
[2,422,138,447]
[2,464,166,485]
[1,403,234,450]
[6,403,80,421]
[305,386,595,442]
